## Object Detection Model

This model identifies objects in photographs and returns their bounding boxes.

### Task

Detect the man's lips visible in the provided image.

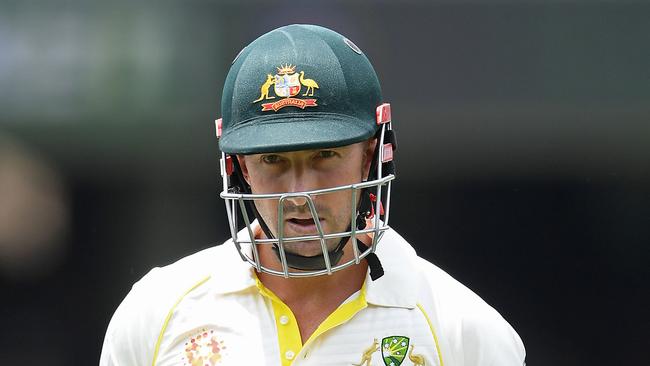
[290,218,314,224]
[284,217,324,234]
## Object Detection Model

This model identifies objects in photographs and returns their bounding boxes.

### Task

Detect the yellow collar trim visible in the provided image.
[255,277,368,366]
[305,281,368,345]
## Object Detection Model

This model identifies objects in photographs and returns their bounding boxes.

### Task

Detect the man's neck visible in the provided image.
[256,245,368,342]
[257,258,367,305]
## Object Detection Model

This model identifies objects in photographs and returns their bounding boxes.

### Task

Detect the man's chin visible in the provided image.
[282,240,338,257]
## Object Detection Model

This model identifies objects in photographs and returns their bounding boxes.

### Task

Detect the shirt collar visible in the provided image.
[365,228,421,309]
[209,224,260,295]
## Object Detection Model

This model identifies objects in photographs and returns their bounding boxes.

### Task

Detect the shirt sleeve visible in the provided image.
[460,308,526,366]
[100,269,163,366]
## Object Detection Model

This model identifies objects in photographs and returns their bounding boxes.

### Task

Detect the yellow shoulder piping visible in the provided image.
[416,303,444,366]
[151,275,212,366]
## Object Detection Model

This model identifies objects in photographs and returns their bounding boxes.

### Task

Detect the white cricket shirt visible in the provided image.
[100,227,525,366]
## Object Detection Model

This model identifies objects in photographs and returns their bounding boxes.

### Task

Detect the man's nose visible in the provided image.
[283,194,308,207]
[284,168,314,206]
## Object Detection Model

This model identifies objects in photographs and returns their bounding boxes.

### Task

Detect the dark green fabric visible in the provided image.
[220,24,382,154]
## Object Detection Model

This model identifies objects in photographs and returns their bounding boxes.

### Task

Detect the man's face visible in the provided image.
[237,140,374,257]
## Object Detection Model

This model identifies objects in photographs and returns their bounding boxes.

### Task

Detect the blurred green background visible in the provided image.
[1,0,648,364]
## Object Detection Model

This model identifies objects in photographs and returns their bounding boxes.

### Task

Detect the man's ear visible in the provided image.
[362,138,377,181]
[236,155,250,184]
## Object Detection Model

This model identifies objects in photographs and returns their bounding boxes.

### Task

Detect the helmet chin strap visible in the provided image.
[272,243,345,271]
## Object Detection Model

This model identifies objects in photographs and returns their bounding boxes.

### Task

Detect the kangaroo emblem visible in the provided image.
[253,74,275,102]
[352,338,379,366]
[408,345,425,366]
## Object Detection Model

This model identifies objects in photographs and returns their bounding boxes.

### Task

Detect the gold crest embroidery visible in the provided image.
[252,64,319,112]
[407,344,426,366]
[352,338,379,366]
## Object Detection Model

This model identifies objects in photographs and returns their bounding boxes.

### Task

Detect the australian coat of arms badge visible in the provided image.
[252,64,319,112]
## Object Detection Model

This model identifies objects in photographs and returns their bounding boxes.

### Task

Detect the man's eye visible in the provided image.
[261,155,282,164]
[316,150,337,159]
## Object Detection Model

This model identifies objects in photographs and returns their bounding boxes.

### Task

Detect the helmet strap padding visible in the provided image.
[357,238,384,281]
[271,242,345,271]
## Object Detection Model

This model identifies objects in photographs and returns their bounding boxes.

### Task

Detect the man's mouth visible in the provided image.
[290,218,315,225]
[285,217,323,234]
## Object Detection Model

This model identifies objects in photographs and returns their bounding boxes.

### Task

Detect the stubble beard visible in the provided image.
[258,200,353,258]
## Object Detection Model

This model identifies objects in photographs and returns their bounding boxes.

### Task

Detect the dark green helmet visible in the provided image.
[219,24,382,154]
